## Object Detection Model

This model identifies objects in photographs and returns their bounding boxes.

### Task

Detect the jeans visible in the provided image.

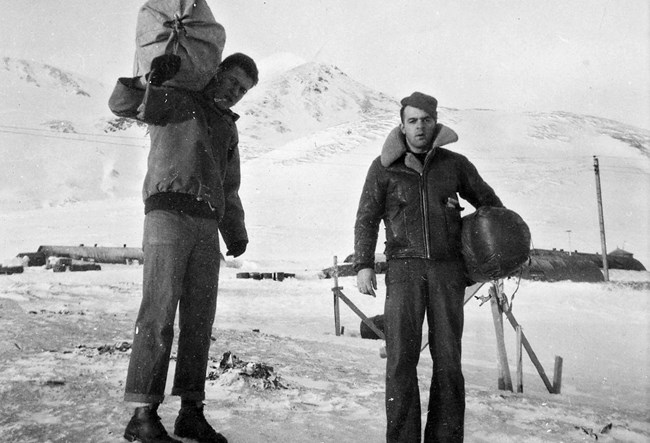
[384,259,466,443]
[124,210,221,404]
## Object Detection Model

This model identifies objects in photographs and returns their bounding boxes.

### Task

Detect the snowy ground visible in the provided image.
[0,68,648,441]
[0,258,648,442]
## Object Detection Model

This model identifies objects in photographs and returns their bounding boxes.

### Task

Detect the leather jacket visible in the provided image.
[108,78,247,248]
[354,125,503,271]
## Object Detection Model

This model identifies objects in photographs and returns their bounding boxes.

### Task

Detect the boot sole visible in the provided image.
[123,431,181,443]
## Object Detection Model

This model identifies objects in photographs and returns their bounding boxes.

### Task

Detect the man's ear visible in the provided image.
[400,123,406,135]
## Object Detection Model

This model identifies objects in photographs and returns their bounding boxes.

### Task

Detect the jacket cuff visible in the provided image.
[353,263,374,273]
[118,77,146,91]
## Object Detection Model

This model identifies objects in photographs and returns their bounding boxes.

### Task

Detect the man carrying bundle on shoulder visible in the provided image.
[108,1,258,442]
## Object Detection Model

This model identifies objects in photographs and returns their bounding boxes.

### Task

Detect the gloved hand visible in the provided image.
[147,54,181,86]
[226,240,247,258]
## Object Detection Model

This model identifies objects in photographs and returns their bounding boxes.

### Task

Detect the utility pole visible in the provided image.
[566,230,572,255]
[593,156,609,281]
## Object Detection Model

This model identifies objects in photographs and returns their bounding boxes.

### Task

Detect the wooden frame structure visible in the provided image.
[331,256,385,340]
[329,256,563,394]
[488,280,563,394]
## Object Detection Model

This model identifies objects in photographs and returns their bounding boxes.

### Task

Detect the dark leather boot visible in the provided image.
[124,405,182,443]
[174,404,228,443]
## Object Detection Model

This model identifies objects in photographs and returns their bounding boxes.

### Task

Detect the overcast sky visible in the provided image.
[3,0,649,128]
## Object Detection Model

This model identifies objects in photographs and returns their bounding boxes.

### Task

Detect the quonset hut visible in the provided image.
[18,245,144,266]
[520,249,604,282]
[519,248,646,282]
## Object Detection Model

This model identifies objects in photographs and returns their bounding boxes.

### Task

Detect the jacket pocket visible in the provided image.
[385,204,410,248]
[443,205,463,251]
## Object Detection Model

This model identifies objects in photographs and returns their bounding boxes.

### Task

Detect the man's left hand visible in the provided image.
[226,241,247,258]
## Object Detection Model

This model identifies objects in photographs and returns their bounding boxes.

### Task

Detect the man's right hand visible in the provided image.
[357,268,377,297]
[148,54,181,86]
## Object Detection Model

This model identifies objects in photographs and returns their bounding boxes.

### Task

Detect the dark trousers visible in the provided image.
[384,259,466,443]
[125,210,221,404]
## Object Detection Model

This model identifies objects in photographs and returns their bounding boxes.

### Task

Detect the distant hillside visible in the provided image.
[0,57,114,132]
[0,57,147,211]
[526,111,650,159]
[1,57,93,97]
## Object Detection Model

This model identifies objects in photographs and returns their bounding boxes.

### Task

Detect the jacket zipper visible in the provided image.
[419,172,431,259]
[420,148,438,259]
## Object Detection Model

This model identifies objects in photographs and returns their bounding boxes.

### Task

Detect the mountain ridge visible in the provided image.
[1,56,96,97]
[2,55,648,150]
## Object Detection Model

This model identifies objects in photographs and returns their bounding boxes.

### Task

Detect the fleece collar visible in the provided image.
[380,124,459,173]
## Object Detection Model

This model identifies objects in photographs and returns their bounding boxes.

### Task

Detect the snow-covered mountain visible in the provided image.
[1,57,94,97]
[0,56,109,129]
[236,62,399,151]
[0,55,648,267]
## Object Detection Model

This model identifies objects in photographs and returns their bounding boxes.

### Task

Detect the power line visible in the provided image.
[0,123,147,141]
[0,127,148,149]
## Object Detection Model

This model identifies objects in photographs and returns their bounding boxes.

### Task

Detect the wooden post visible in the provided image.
[336,290,385,340]
[553,356,563,394]
[332,256,341,336]
[329,255,385,343]
[502,309,555,393]
[490,282,513,391]
[515,326,523,393]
